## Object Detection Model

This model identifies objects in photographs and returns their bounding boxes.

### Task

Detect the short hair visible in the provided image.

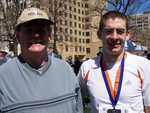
[98,11,128,35]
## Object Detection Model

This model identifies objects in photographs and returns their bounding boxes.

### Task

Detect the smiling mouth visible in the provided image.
[108,39,123,46]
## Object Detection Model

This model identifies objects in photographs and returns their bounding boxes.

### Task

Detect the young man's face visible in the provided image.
[101,18,127,56]
[17,20,50,54]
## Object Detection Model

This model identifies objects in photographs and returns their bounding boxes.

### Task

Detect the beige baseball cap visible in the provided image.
[16,7,53,27]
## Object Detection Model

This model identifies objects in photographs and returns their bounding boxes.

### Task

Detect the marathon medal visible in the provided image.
[107,108,121,113]
[100,55,125,113]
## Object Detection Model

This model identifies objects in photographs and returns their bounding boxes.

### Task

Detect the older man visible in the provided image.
[0,7,83,113]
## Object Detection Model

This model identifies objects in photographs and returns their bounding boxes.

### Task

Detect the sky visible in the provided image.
[130,0,150,14]
[107,0,150,14]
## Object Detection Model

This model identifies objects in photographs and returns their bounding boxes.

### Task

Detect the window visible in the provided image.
[75,46,78,52]
[73,0,76,5]
[82,10,84,15]
[65,12,68,17]
[78,9,80,14]
[86,48,90,53]
[70,37,73,42]
[74,22,77,27]
[69,14,72,18]
[65,45,68,52]
[60,20,63,25]
[59,27,63,32]
[65,36,68,41]
[74,30,77,35]
[78,2,80,7]
[82,32,84,36]
[82,39,85,43]
[70,22,72,27]
[86,32,90,36]
[70,29,73,34]
[78,23,81,28]
[78,16,81,21]
[59,36,63,41]
[65,28,68,33]
[74,15,77,20]
[64,5,67,10]
[69,6,72,11]
[75,37,77,42]
[83,46,85,52]
[79,46,82,52]
[85,3,88,8]
[86,39,90,43]
[79,31,81,36]
[74,8,76,12]
[79,38,81,43]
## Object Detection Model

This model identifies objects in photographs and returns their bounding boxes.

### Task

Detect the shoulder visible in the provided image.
[126,52,150,66]
[81,57,100,69]
[50,56,75,76]
[0,57,17,72]
[50,56,71,69]
[0,57,18,86]
[78,57,100,79]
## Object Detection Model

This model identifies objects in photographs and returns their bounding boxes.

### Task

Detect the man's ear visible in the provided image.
[15,31,20,42]
[97,30,101,39]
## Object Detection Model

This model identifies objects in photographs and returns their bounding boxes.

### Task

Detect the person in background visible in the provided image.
[73,56,82,75]
[78,11,150,113]
[0,7,83,113]
[66,56,74,67]
[0,50,12,65]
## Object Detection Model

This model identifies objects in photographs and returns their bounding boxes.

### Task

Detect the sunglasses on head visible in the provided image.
[103,28,126,35]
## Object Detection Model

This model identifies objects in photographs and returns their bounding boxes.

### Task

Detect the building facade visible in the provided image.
[0,0,106,59]
[129,12,150,31]
[129,12,150,50]
[40,0,105,60]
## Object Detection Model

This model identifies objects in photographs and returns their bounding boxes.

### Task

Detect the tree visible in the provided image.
[0,0,28,55]
[39,0,69,54]
[107,0,141,15]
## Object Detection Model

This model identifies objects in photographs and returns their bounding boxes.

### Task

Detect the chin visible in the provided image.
[111,49,123,55]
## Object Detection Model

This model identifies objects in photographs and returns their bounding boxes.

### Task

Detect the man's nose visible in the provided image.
[32,33,40,38]
[111,30,118,39]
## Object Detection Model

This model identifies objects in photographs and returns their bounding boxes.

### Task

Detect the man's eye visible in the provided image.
[104,28,113,34]
[116,29,125,34]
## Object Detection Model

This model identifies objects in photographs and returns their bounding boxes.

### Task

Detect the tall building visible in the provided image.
[0,0,106,59]
[129,12,150,50]
[129,12,150,31]
[40,0,105,60]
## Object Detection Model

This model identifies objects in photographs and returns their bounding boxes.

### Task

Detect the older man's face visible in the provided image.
[17,20,50,54]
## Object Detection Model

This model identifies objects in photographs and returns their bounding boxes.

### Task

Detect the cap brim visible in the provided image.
[16,18,54,28]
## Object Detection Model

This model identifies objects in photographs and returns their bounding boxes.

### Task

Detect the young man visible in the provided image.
[0,7,83,113]
[78,11,150,113]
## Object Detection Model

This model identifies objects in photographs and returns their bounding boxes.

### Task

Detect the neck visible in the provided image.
[102,51,125,67]
[20,52,48,69]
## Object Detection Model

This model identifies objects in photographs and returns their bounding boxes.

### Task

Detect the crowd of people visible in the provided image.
[0,7,150,113]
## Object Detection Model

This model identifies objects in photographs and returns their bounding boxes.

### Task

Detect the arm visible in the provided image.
[144,106,150,113]
[75,84,84,113]
[143,61,150,113]
[77,65,90,108]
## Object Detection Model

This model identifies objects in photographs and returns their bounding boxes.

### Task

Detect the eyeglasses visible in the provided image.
[103,28,126,35]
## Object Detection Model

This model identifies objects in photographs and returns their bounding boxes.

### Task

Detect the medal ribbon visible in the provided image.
[100,56,125,109]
